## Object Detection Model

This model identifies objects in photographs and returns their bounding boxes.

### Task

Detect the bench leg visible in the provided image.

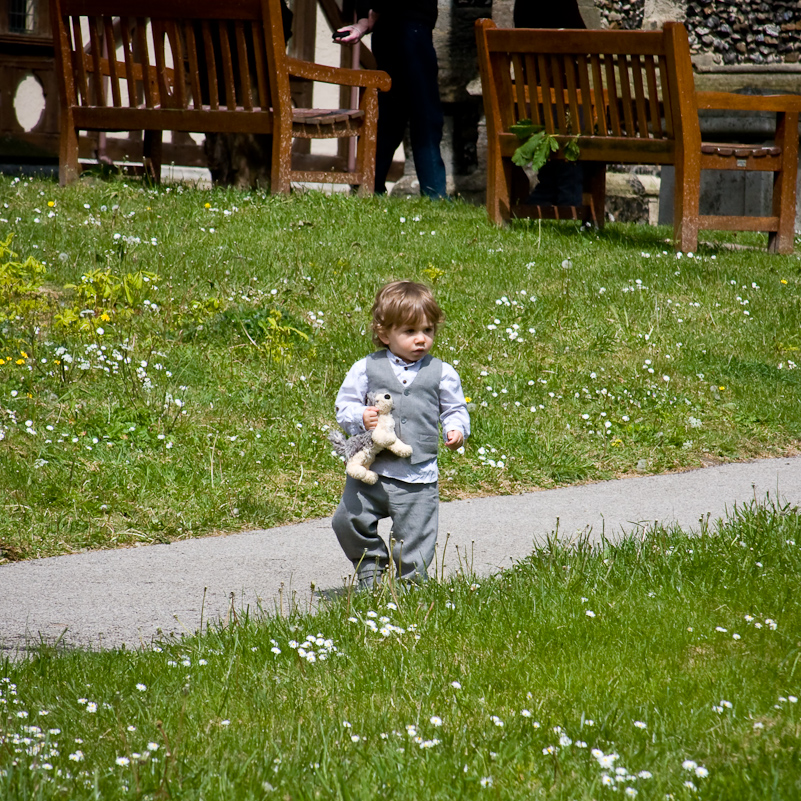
[143,131,163,183]
[584,163,606,228]
[769,111,798,254]
[673,152,701,253]
[486,147,512,225]
[271,128,293,194]
[59,111,80,186]
[354,88,378,197]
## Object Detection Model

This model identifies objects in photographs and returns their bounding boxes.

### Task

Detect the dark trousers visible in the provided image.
[371,20,447,199]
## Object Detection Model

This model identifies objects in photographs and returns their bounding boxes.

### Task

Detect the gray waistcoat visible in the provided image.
[366,350,443,465]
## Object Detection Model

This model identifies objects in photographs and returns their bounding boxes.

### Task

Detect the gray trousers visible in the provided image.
[332,476,439,583]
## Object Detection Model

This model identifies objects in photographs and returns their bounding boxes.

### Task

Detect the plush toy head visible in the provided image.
[366,390,394,415]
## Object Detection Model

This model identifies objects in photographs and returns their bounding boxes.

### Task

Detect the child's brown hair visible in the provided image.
[370,280,445,348]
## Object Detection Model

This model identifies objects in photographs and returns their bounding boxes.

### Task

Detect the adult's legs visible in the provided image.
[371,22,446,199]
[404,24,446,199]
[372,26,408,195]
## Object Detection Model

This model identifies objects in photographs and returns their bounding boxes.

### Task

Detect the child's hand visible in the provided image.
[363,406,379,430]
[445,430,464,450]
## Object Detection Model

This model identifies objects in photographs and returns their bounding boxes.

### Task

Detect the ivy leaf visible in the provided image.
[564,137,581,161]
[509,118,545,140]
[512,131,553,172]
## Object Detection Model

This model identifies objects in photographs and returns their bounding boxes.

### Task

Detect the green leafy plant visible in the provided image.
[510,119,581,171]
[56,268,160,330]
[65,268,159,310]
[0,233,48,326]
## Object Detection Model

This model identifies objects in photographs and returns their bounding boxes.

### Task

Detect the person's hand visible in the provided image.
[363,406,379,430]
[445,430,464,450]
[333,21,368,44]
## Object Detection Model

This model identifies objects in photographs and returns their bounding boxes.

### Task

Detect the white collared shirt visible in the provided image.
[335,349,470,484]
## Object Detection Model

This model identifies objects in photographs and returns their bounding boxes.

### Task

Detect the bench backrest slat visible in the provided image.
[511,54,526,123]
[617,56,635,136]
[134,17,155,108]
[658,56,674,138]
[168,22,187,109]
[576,55,593,136]
[550,55,568,132]
[644,57,662,137]
[252,22,269,111]
[103,17,121,107]
[184,22,203,111]
[235,22,254,112]
[70,18,89,106]
[538,55,556,134]
[219,23,237,110]
[589,55,605,134]
[563,55,580,134]
[152,20,170,107]
[119,17,137,107]
[603,55,621,136]
[201,20,220,111]
[87,17,105,105]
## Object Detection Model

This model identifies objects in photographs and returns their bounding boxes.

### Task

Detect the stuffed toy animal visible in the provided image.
[328,391,413,484]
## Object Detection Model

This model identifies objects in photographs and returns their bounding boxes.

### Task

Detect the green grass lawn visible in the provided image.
[0,174,799,561]
[1,501,800,799]
[2,175,801,799]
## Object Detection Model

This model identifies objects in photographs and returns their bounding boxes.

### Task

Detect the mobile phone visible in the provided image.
[332,29,348,40]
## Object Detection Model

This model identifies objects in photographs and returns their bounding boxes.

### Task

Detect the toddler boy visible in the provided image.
[332,280,469,588]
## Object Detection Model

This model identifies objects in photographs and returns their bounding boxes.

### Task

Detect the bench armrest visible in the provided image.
[286,57,391,92]
[696,91,801,114]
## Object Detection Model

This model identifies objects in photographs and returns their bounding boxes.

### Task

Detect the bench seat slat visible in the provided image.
[701,144,781,158]
[72,106,275,134]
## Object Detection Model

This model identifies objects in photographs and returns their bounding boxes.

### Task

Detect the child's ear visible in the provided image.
[375,326,390,346]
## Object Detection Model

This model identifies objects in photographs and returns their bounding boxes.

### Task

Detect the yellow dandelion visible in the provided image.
[100,312,111,322]
[47,200,55,208]
[0,359,4,365]
[204,202,211,209]
[464,396,472,403]
[20,351,28,359]
[15,359,24,365]
[718,386,726,391]
[781,279,788,285]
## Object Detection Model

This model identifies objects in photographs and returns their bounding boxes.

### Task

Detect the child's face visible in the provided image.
[379,318,435,362]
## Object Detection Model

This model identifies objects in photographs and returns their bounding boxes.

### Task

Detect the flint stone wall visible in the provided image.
[598,0,801,65]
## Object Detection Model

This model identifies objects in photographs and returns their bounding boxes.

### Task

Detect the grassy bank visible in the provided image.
[1,501,800,799]
[0,175,799,560]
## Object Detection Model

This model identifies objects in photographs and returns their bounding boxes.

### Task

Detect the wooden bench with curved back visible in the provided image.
[50,0,391,193]
[475,19,800,253]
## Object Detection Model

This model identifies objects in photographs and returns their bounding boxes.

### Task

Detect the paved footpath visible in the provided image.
[2,455,800,656]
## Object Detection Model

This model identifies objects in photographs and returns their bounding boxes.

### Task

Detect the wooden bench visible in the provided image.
[50,0,391,193]
[475,19,801,253]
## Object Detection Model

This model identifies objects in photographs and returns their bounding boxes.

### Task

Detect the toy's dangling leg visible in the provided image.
[346,451,378,485]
